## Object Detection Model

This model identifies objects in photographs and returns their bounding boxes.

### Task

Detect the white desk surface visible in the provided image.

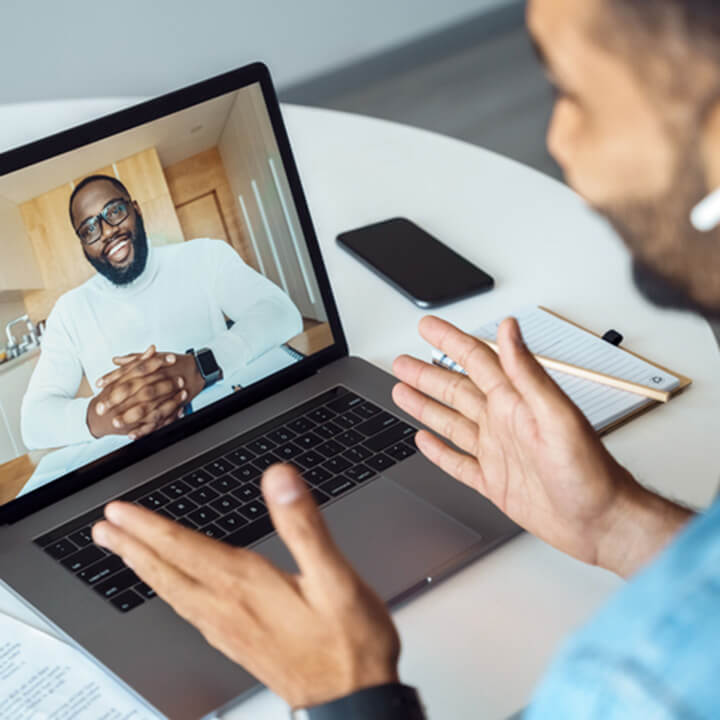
[1,101,719,720]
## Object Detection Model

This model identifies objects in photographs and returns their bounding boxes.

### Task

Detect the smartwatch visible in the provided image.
[186,347,223,388]
[290,683,425,720]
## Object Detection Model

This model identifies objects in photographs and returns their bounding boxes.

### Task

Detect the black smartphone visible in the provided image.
[336,218,494,308]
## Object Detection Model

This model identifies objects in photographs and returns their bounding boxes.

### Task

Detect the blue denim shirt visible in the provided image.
[526,496,720,719]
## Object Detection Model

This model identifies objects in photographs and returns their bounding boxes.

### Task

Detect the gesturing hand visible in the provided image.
[87,346,204,440]
[393,316,692,578]
[91,465,400,709]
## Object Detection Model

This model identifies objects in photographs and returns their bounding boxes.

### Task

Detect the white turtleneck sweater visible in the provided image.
[21,238,303,450]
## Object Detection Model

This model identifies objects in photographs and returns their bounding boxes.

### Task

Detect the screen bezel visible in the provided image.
[0,62,348,524]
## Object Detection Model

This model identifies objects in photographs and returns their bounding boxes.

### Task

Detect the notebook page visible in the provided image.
[433,307,680,433]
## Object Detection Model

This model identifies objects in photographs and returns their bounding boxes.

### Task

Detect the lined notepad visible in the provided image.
[432,307,681,433]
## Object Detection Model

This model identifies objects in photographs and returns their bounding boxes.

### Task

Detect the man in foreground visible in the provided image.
[93,0,720,717]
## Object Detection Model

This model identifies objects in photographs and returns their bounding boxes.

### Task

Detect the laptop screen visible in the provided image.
[0,78,337,512]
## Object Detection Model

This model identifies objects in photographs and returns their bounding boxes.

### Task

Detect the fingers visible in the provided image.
[414,430,487,495]
[95,502,243,588]
[392,382,478,455]
[98,373,184,414]
[262,465,355,585]
[115,389,188,437]
[98,351,176,389]
[496,318,579,424]
[392,354,485,419]
[92,512,205,621]
[418,316,511,399]
[97,346,154,387]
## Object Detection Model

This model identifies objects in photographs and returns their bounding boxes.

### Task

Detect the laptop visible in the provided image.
[0,63,519,719]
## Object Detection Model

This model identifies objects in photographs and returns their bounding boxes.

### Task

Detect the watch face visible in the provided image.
[197,350,219,376]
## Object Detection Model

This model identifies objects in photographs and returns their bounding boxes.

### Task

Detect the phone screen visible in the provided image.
[337,218,494,308]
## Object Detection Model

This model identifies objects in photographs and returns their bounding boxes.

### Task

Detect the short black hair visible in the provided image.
[69,174,131,225]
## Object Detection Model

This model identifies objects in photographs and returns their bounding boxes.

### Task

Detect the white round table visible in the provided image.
[1,101,719,720]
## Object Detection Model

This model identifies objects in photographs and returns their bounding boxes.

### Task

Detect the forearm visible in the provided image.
[21,394,94,449]
[596,478,694,578]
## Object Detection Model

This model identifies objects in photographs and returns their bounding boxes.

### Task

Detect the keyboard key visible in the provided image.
[216,512,248,533]
[162,479,191,498]
[45,538,79,560]
[304,467,332,485]
[68,527,93,548]
[336,430,363,447]
[310,488,330,506]
[210,494,241,514]
[166,498,198,517]
[61,546,105,573]
[317,440,344,458]
[267,427,296,444]
[237,501,268,522]
[386,443,417,461]
[276,442,303,460]
[138,491,171,510]
[288,417,314,433]
[95,568,140,599]
[319,476,356,498]
[253,453,281,471]
[295,432,322,450]
[225,448,256,465]
[313,421,343,439]
[294,450,324,468]
[345,465,376,483]
[356,412,398,437]
[327,392,363,413]
[177,516,199,530]
[323,456,352,474]
[353,402,382,418]
[224,515,274,549]
[307,407,336,423]
[205,458,235,477]
[188,507,221,526]
[134,582,157,599]
[364,423,416,452]
[210,475,240,493]
[343,446,372,464]
[183,469,213,487]
[334,412,363,429]
[78,554,125,585]
[366,454,397,472]
[231,483,261,503]
[156,509,174,520]
[232,464,261,483]
[111,590,145,613]
[188,486,220,505]
[247,437,276,454]
[201,524,227,540]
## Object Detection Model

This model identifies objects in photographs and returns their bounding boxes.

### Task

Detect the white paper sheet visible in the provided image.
[0,611,160,720]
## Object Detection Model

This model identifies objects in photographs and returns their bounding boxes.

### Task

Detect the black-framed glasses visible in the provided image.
[75,199,130,246]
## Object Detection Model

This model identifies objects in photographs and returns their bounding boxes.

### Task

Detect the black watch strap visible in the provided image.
[291,683,425,720]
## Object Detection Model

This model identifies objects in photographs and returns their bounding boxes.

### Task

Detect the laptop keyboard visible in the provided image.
[35,387,417,613]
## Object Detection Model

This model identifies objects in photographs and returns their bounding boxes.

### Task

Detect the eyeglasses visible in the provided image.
[75,199,130,246]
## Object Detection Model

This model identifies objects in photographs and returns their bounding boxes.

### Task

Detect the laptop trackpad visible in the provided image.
[256,476,483,601]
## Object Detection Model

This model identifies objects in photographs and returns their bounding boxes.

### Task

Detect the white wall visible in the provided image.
[0,0,514,104]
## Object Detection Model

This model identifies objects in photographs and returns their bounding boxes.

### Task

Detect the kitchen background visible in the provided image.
[0,82,331,505]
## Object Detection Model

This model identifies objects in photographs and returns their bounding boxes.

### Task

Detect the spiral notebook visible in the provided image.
[432,306,692,435]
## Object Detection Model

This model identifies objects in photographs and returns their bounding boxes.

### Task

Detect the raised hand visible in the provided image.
[92,465,400,709]
[393,316,692,578]
[87,346,205,440]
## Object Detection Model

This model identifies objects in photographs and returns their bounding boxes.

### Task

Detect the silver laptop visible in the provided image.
[0,63,519,719]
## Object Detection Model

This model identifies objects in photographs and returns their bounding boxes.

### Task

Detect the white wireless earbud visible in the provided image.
[691,188,720,232]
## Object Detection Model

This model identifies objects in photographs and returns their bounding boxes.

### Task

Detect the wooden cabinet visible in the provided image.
[21,147,184,323]
[0,196,43,294]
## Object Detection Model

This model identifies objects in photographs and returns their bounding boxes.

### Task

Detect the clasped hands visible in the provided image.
[92,317,692,709]
[86,346,206,440]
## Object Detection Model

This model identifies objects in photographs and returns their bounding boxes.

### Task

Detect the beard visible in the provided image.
[594,137,720,320]
[84,213,149,286]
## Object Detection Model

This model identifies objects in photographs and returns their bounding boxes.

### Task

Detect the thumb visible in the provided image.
[261,464,354,584]
[497,317,575,423]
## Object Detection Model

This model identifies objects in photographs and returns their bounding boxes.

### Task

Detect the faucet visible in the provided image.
[5,315,37,358]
